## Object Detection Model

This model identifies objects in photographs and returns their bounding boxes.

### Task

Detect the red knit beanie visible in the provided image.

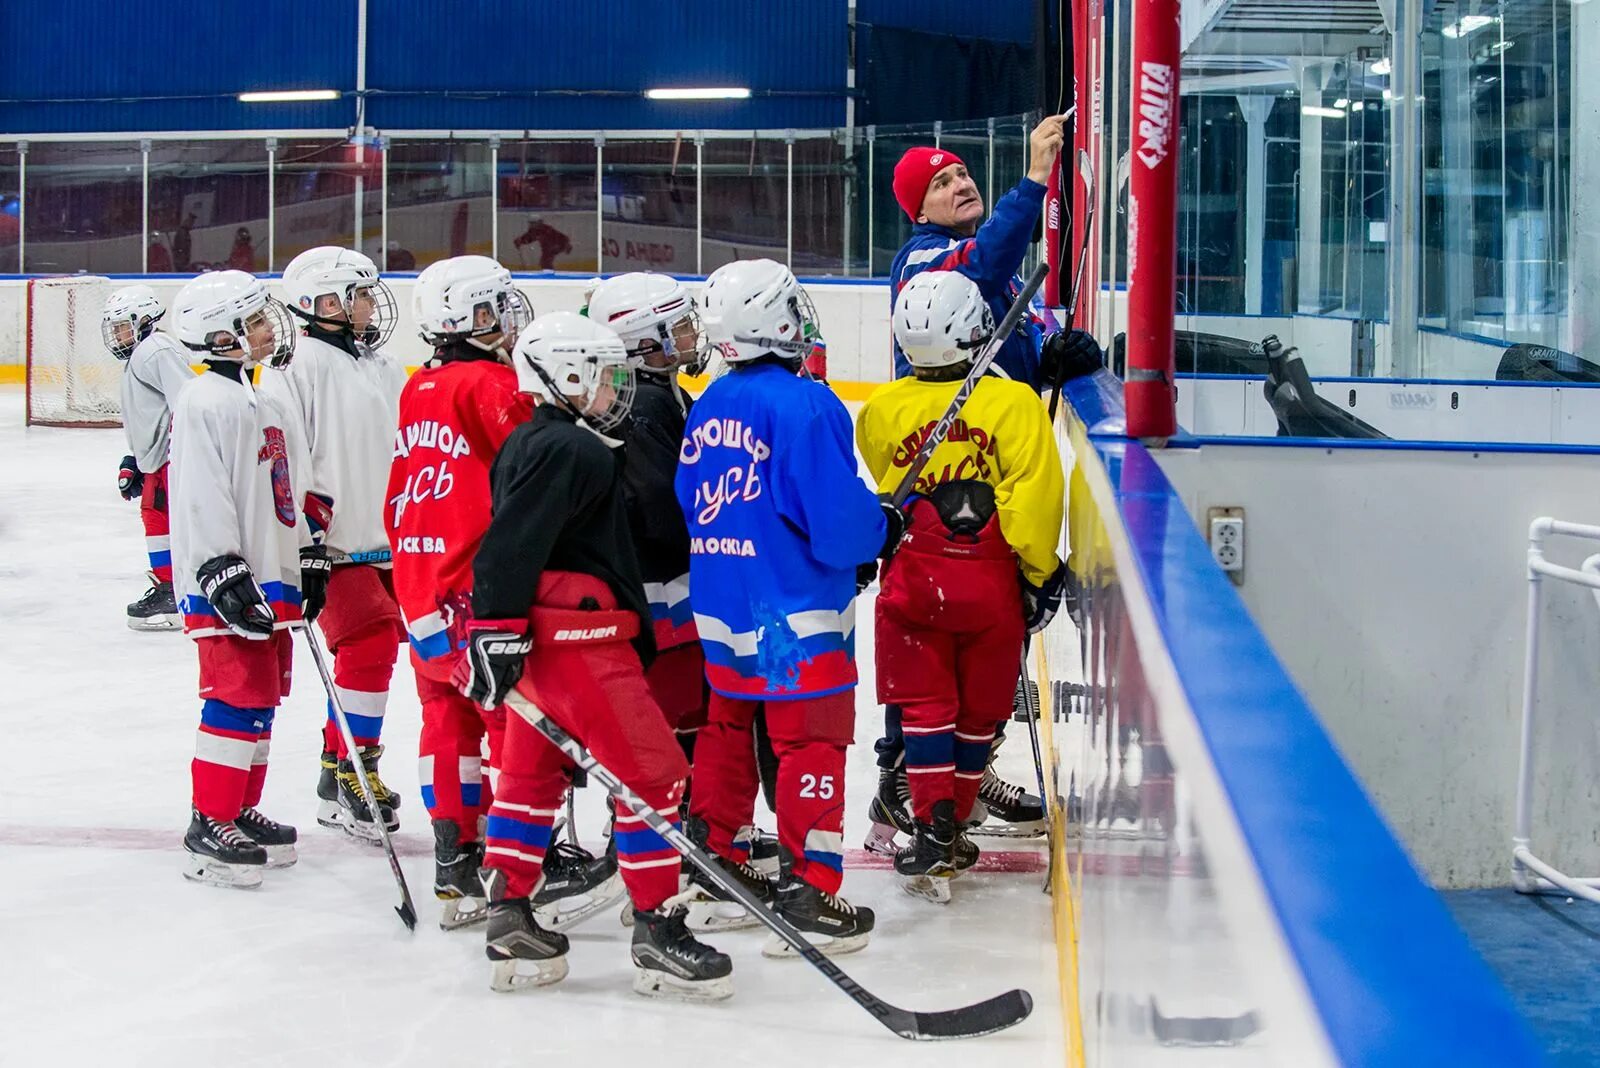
[893,146,966,222]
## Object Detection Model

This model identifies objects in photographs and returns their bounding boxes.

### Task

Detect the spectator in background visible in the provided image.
[513,215,572,271]
[148,238,173,273]
[228,227,256,272]
[173,213,195,272]
[386,240,416,271]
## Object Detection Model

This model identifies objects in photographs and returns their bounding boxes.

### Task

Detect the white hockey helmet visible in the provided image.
[280,245,398,348]
[893,271,994,370]
[700,259,820,367]
[174,270,295,369]
[513,312,637,435]
[587,272,707,375]
[101,284,166,361]
[413,255,531,359]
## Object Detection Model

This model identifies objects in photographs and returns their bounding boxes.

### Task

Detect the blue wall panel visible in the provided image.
[1,0,356,132]
[857,0,1035,44]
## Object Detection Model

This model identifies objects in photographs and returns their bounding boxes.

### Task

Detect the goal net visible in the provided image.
[25,275,120,428]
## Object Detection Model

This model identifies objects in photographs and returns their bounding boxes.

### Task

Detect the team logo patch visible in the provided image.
[930,153,944,167]
[258,426,296,528]
[299,295,314,310]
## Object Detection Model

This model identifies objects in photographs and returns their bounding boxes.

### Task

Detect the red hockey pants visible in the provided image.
[140,463,172,583]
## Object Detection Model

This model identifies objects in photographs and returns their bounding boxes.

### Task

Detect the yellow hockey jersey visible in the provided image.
[856,375,1065,586]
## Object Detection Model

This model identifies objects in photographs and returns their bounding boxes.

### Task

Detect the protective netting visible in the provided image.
[26,275,119,427]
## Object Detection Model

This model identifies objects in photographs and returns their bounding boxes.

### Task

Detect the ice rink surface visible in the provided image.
[0,389,1061,1067]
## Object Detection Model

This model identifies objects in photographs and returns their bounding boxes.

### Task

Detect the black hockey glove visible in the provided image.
[117,455,143,501]
[855,560,879,593]
[455,621,533,709]
[1021,558,1068,635]
[1039,329,1105,387]
[878,498,908,559]
[299,546,332,624]
[196,554,277,639]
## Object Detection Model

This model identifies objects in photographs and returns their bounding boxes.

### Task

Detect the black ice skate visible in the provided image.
[235,806,298,868]
[631,901,733,1001]
[126,575,179,632]
[896,800,958,905]
[740,825,781,879]
[182,808,267,889]
[318,745,400,843]
[434,820,488,930]
[863,764,914,856]
[531,838,625,933]
[483,869,569,992]
[683,816,775,932]
[766,863,874,959]
[970,765,1047,839]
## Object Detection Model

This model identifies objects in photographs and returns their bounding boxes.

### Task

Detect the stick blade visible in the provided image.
[1077,148,1095,187]
[892,988,1034,1041]
[396,901,418,932]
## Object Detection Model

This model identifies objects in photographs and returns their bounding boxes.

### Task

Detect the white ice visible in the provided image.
[0,389,1062,1067]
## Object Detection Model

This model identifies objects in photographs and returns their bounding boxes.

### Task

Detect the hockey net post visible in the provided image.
[25,275,121,428]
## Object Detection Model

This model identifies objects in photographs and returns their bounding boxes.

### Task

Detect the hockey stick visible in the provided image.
[1016,645,1051,894]
[301,625,419,932]
[1047,149,1098,422]
[502,691,1032,1041]
[889,260,1051,510]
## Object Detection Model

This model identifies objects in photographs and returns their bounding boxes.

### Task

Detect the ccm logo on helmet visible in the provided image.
[554,626,619,641]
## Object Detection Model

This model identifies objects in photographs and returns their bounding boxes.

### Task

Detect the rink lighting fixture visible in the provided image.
[1442,15,1497,38]
[238,89,340,103]
[645,87,751,101]
[1301,105,1347,119]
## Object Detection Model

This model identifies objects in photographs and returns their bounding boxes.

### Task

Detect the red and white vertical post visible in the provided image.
[1124,0,1180,441]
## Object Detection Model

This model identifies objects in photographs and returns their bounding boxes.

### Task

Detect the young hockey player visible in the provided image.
[259,247,408,843]
[389,257,617,930]
[459,311,732,999]
[167,270,326,888]
[675,259,896,956]
[857,271,1067,901]
[106,285,193,630]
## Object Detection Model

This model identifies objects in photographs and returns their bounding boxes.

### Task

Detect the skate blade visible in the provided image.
[968,819,1048,839]
[127,615,180,632]
[632,967,734,1002]
[439,896,489,930]
[263,844,298,869]
[620,902,636,928]
[748,856,779,880]
[686,897,763,933]
[489,955,569,992]
[535,873,627,934]
[321,807,395,844]
[762,931,869,959]
[862,821,900,857]
[900,873,953,905]
[182,854,264,890]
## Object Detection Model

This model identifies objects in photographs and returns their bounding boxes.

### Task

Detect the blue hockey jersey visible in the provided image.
[675,361,886,700]
[889,177,1056,387]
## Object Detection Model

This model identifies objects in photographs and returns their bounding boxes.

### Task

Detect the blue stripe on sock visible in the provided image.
[329,703,383,741]
[904,731,954,768]
[148,549,172,569]
[420,785,437,809]
[803,849,844,873]
[954,738,993,773]
[485,815,552,849]
[461,784,482,807]
[615,823,678,857]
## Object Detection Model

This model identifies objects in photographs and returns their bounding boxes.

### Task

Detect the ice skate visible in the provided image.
[235,806,298,868]
[318,745,400,843]
[765,867,874,959]
[741,825,781,879]
[531,837,626,933]
[126,575,179,632]
[631,899,734,1001]
[863,764,913,855]
[182,808,266,889]
[683,817,776,932]
[434,820,488,930]
[483,869,570,992]
[896,800,957,904]
[969,766,1047,838]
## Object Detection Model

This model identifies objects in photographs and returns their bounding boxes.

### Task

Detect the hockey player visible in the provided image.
[388,257,616,930]
[167,270,325,888]
[106,285,193,630]
[259,247,408,843]
[459,311,732,999]
[858,272,1067,901]
[675,259,896,956]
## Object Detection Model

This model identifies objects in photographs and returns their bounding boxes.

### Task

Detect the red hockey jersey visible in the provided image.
[386,355,534,680]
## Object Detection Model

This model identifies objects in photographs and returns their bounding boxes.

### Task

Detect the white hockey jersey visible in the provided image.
[257,334,406,563]
[169,367,313,639]
[120,332,195,473]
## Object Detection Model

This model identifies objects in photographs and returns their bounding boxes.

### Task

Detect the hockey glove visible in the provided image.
[299,546,332,624]
[455,621,533,709]
[1021,559,1068,635]
[1040,329,1105,387]
[878,498,908,560]
[117,455,143,501]
[196,554,277,639]
[855,560,879,593]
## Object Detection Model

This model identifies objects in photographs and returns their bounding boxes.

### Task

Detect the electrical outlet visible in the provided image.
[1207,508,1245,578]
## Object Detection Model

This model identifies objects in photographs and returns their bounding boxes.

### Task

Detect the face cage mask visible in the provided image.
[211,298,297,369]
[103,311,162,361]
[295,280,399,349]
[638,308,709,376]
[534,360,637,436]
